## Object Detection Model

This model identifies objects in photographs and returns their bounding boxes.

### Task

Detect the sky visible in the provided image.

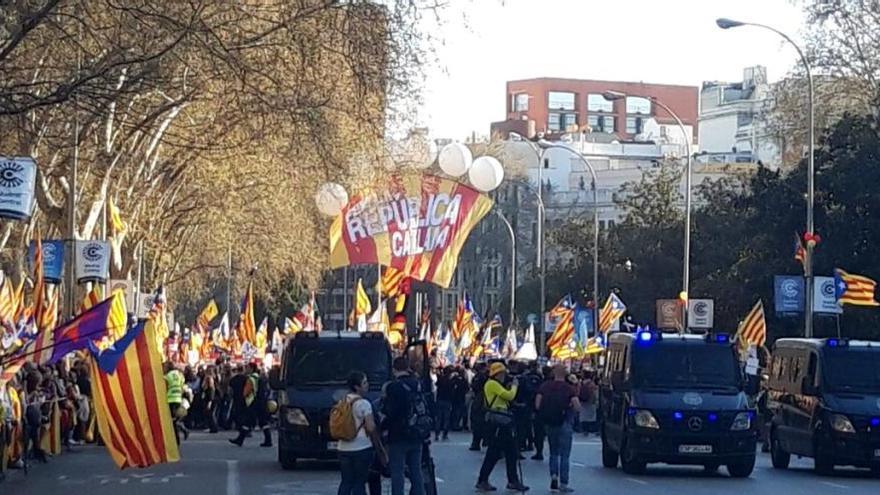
[420,0,807,140]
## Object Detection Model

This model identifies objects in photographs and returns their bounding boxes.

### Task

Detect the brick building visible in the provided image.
[490,77,699,144]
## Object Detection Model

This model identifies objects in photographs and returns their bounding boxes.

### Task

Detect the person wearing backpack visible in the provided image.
[334,371,386,495]
[381,357,428,495]
[476,362,529,493]
[535,365,581,493]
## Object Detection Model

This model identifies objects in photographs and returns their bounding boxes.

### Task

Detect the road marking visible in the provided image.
[435,477,445,483]
[227,460,239,495]
[572,462,586,467]
[626,477,648,485]
[820,481,849,489]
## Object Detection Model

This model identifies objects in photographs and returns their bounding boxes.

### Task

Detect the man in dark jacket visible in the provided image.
[450,368,469,431]
[469,362,489,451]
[382,357,426,495]
[434,367,454,441]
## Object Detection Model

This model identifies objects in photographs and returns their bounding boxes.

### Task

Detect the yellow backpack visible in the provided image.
[329,396,363,441]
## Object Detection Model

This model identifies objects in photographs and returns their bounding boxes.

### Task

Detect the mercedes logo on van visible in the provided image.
[682,393,703,406]
[688,416,703,432]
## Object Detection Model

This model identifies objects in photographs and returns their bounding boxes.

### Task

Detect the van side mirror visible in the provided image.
[269,365,283,390]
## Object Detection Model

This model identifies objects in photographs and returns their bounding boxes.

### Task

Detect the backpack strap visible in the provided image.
[349,395,367,435]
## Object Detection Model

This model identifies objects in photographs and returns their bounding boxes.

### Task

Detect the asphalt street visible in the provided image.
[4,431,879,495]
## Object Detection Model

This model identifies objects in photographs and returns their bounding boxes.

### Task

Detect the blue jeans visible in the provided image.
[338,448,374,495]
[547,422,573,485]
[434,401,452,436]
[389,440,424,495]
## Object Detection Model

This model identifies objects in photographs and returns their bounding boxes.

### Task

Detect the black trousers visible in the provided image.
[532,417,546,455]
[477,423,519,485]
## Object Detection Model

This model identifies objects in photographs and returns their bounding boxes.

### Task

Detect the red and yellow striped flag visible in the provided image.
[90,298,180,469]
[26,235,53,365]
[196,299,219,331]
[380,266,407,298]
[546,296,575,353]
[329,175,493,289]
[39,400,62,456]
[737,300,766,348]
[0,275,15,324]
[834,269,880,307]
[79,284,104,315]
[237,281,257,345]
[598,293,626,334]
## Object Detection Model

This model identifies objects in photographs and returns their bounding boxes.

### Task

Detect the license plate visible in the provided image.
[327,441,339,450]
[679,445,713,454]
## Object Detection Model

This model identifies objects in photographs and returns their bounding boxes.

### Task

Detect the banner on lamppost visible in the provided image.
[655,299,682,330]
[328,174,493,288]
[28,239,65,283]
[75,240,110,283]
[687,299,714,329]
[773,275,804,315]
[0,157,37,221]
[813,276,843,315]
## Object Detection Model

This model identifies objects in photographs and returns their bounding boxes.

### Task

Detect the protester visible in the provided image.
[201,366,219,433]
[476,362,529,493]
[434,366,453,441]
[337,371,386,495]
[450,366,468,431]
[382,357,427,495]
[535,365,581,493]
[228,362,271,447]
[164,362,188,444]
[577,370,598,436]
[469,362,489,451]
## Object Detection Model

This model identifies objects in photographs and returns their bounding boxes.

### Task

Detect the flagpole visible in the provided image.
[225,245,232,319]
[343,266,349,330]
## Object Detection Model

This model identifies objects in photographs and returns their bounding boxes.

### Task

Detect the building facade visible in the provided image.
[490,77,699,145]
[698,66,781,168]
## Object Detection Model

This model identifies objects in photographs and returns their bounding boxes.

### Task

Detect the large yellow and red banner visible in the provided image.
[329,174,493,288]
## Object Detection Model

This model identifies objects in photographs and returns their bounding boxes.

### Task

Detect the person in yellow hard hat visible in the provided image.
[475,362,529,492]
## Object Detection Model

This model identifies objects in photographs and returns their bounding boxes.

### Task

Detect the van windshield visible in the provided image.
[286,344,390,388]
[823,349,880,393]
[632,344,740,389]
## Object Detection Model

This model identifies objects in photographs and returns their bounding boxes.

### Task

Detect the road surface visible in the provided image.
[4,431,878,494]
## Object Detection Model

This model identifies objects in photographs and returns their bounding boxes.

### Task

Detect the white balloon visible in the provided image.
[468,156,504,192]
[314,182,349,217]
[438,143,473,177]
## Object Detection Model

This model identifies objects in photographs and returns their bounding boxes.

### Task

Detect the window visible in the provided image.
[737,112,753,127]
[588,115,615,133]
[587,94,613,112]
[563,113,577,130]
[547,112,561,131]
[548,91,575,110]
[513,93,529,112]
[625,96,651,115]
[626,116,644,134]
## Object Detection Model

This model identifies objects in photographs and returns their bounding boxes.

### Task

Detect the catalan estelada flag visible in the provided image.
[0,274,15,325]
[598,293,626,334]
[237,281,257,345]
[737,300,766,347]
[329,175,493,288]
[452,293,474,341]
[546,295,575,353]
[25,234,51,365]
[79,284,104,314]
[89,291,180,469]
[49,290,127,364]
[380,266,407,298]
[835,268,880,307]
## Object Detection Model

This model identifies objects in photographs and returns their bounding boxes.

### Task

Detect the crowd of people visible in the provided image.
[334,355,601,494]
[0,356,277,483]
[0,359,94,481]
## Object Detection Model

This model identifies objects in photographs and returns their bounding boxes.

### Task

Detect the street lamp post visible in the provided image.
[535,141,601,342]
[508,132,548,350]
[716,17,816,337]
[493,209,516,327]
[603,90,693,331]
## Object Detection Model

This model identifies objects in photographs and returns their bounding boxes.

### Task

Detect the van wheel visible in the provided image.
[870,463,880,477]
[601,430,618,469]
[279,450,297,470]
[770,433,790,469]
[620,439,646,475]
[727,456,756,478]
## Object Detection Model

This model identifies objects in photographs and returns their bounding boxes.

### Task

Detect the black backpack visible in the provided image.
[538,387,570,426]
[401,380,434,441]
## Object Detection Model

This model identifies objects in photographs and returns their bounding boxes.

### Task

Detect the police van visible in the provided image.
[270,331,391,469]
[767,338,880,476]
[599,330,757,477]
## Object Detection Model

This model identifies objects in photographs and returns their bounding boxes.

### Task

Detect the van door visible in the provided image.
[772,350,800,454]
[793,351,820,456]
[603,342,629,451]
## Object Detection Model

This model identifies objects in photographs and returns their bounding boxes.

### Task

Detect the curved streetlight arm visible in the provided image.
[534,141,601,341]
[493,209,517,328]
